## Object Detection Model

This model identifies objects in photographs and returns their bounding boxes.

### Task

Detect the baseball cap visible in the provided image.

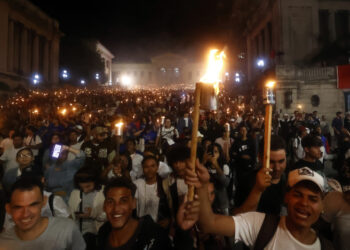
[288,167,325,192]
[74,125,83,131]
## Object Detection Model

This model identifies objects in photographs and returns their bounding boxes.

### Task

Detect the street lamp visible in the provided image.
[257,59,265,68]
[80,79,86,85]
[31,73,41,85]
[61,69,69,79]
[95,73,100,80]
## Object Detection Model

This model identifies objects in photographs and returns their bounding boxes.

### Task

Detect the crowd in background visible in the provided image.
[0,86,349,250]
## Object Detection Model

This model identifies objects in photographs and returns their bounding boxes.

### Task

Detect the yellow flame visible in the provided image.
[266,80,276,88]
[115,122,124,128]
[200,49,226,95]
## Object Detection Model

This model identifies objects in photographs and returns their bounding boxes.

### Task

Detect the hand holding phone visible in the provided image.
[52,144,62,158]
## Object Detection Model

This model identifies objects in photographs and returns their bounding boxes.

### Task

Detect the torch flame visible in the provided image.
[266,80,276,88]
[115,122,124,128]
[200,49,226,95]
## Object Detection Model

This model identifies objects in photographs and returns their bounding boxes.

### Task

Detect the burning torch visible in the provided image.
[188,49,225,201]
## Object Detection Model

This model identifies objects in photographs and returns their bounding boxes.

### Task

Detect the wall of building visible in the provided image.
[0,0,61,89]
[112,54,207,87]
[275,65,344,121]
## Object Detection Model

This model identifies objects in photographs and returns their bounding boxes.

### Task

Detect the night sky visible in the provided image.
[30,0,234,62]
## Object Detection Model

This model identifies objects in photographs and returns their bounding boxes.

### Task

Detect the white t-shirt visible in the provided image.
[134,179,160,222]
[158,126,179,146]
[322,191,350,250]
[0,146,24,172]
[0,138,13,151]
[293,137,304,161]
[234,212,321,250]
[24,135,42,157]
[67,141,84,161]
[130,153,144,181]
[158,161,172,179]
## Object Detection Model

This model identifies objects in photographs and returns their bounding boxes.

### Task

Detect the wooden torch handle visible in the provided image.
[187,83,201,201]
[263,104,273,170]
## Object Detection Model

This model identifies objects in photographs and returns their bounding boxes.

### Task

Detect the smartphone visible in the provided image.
[52,144,62,158]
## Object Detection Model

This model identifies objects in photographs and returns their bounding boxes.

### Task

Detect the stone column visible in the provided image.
[264,26,270,57]
[258,33,263,57]
[20,27,28,75]
[43,39,49,81]
[49,36,59,84]
[247,37,253,81]
[7,20,14,72]
[0,1,9,72]
[329,10,336,42]
[32,34,39,72]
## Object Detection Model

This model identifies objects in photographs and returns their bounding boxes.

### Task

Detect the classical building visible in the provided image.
[112,53,212,87]
[240,0,350,120]
[0,0,62,89]
[96,42,114,85]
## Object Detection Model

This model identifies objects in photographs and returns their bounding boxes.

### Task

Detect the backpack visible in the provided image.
[254,214,333,250]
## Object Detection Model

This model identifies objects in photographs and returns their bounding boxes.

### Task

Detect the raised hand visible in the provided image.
[176,195,200,231]
[185,159,210,189]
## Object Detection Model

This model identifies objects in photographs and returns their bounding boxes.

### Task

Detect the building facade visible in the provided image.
[96,42,114,85]
[112,53,209,87]
[243,0,350,120]
[0,0,62,89]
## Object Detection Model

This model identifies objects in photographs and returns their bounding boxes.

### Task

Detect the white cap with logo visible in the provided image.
[288,167,325,192]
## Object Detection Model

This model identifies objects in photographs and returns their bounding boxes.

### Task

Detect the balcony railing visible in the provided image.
[276,65,336,81]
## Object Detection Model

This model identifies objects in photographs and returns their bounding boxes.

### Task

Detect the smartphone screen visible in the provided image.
[52,144,62,158]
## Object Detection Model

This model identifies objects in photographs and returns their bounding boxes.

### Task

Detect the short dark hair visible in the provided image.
[74,167,101,190]
[259,135,286,156]
[12,132,23,139]
[125,138,136,146]
[9,176,44,202]
[336,111,342,116]
[301,135,323,148]
[104,177,137,197]
[166,144,190,169]
[142,155,159,166]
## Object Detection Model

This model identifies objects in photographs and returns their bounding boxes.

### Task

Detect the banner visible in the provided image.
[338,65,350,89]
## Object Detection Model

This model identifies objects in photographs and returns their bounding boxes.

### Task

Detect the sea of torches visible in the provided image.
[0,85,268,132]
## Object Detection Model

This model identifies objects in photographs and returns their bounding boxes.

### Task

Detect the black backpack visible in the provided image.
[254,214,333,250]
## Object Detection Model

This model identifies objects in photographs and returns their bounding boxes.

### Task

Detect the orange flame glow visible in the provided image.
[200,49,226,95]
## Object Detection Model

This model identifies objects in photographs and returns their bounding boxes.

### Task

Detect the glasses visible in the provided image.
[18,153,32,158]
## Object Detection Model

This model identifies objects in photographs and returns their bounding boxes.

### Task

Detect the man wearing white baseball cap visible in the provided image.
[182,164,334,249]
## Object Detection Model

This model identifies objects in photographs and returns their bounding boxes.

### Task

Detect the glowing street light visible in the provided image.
[121,75,132,87]
[32,73,41,85]
[80,79,86,85]
[257,59,265,68]
[61,69,69,79]
[95,73,100,80]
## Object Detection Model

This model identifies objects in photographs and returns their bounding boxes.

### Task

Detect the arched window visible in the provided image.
[311,95,320,107]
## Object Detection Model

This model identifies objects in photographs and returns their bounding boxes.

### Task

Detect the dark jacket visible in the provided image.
[97,215,172,250]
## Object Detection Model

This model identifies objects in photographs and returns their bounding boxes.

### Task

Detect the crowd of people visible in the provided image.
[0,86,349,250]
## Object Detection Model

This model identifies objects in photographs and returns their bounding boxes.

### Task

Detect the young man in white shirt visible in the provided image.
[184,164,333,250]
[0,132,24,173]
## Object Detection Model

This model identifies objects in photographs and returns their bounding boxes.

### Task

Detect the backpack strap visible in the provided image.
[48,193,55,216]
[253,214,280,250]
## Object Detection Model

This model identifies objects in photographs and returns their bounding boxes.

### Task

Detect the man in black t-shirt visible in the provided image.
[291,134,324,174]
[81,126,115,173]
